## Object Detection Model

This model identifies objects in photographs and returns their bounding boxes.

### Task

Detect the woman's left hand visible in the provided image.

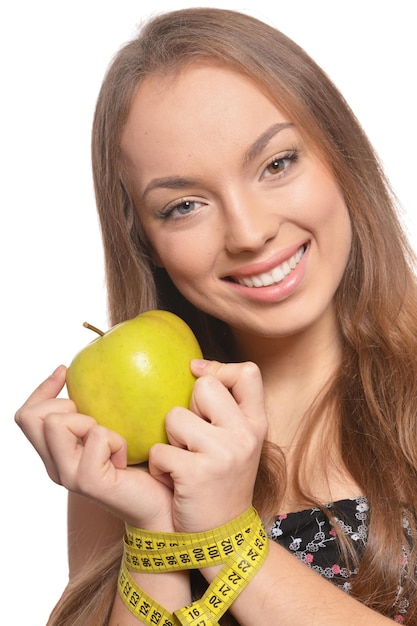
[148,359,268,533]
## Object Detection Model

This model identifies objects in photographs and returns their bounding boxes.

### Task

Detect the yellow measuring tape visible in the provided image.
[118,506,268,625]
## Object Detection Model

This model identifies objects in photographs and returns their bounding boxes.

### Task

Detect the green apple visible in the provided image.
[66,310,203,464]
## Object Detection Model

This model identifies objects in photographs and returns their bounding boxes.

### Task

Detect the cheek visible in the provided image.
[312,181,351,242]
[318,193,352,276]
[298,173,352,277]
[150,236,209,283]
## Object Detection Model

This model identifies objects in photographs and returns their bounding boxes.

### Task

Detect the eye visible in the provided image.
[261,150,299,180]
[158,198,205,220]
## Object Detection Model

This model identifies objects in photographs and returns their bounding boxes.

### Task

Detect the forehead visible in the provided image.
[120,62,292,166]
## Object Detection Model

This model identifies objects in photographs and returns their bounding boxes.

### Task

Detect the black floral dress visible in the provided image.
[268,496,408,623]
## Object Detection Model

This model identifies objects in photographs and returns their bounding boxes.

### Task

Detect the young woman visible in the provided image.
[15,7,417,625]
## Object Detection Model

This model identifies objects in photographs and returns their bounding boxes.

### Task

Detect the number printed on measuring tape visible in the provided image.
[118,564,176,626]
[125,507,258,551]
[124,507,264,573]
[119,507,268,626]
[173,519,269,625]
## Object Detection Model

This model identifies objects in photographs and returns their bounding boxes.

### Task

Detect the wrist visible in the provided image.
[124,512,175,534]
[119,507,268,624]
[116,565,191,620]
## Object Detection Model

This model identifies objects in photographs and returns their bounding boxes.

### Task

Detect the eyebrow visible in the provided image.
[142,174,199,201]
[141,121,294,200]
[242,122,294,166]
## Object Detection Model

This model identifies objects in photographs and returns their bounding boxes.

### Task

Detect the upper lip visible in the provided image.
[223,240,309,281]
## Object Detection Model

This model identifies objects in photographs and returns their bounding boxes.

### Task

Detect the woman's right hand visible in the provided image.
[15,365,174,531]
[15,365,78,483]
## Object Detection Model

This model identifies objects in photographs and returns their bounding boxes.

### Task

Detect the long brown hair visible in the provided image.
[49,8,417,624]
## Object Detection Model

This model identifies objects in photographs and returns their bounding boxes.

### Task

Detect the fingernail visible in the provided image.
[51,364,65,377]
[190,358,208,372]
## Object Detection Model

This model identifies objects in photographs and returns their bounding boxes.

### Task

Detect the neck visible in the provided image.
[231,307,343,429]
[230,309,363,510]
[235,308,342,459]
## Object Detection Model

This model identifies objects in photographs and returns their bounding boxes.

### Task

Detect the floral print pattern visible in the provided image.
[268,496,407,622]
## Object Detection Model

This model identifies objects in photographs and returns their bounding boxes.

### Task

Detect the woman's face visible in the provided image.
[121,63,352,339]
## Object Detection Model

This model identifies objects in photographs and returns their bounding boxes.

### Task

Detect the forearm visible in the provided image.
[109,569,191,625]
[108,512,193,625]
[68,492,125,578]
[201,541,394,625]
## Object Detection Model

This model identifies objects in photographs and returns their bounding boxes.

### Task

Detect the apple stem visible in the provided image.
[83,321,105,336]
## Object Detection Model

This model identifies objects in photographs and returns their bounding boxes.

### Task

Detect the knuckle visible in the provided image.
[14,404,38,428]
[14,408,24,427]
[91,423,107,437]
[43,412,61,433]
[246,427,261,447]
[148,443,163,464]
[87,423,113,449]
[166,405,185,419]
[239,360,261,380]
[239,431,260,458]
[165,406,185,428]
[193,374,219,395]
[46,469,63,486]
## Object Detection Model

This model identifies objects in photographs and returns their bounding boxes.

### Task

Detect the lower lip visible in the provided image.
[225,246,309,303]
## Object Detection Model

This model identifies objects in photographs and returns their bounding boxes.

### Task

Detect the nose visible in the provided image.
[222,190,279,254]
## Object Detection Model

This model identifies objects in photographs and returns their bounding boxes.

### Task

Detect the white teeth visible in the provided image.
[272,266,285,282]
[236,246,305,288]
[260,272,274,286]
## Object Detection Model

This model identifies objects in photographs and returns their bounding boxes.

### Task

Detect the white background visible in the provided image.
[1,1,416,624]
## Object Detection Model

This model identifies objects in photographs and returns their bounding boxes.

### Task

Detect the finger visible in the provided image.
[189,376,240,426]
[16,396,76,439]
[149,442,194,481]
[15,365,67,423]
[44,412,127,491]
[15,365,75,446]
[81,423,127,472]
[165,397,261,480]
[43,412,98,485]
[15,366,76,479]
[190,361,267,438]
[165,406,214,450]
[45,414,165,526]
[191,359,265,412]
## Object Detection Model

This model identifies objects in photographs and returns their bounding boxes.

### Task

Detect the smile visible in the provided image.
[233,245,307,288]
